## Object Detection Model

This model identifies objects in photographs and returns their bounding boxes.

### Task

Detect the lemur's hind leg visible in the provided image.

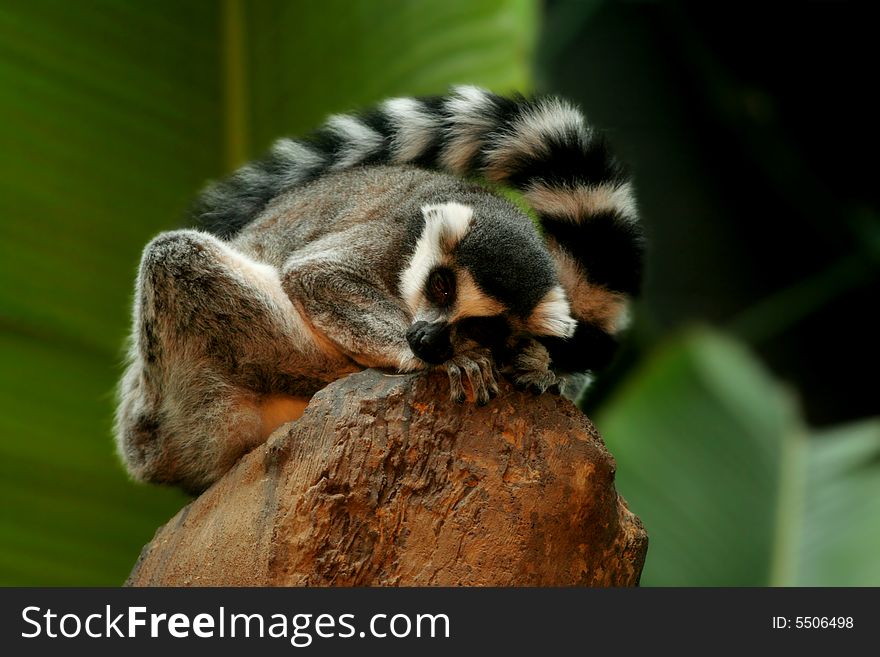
[115,230,321,493]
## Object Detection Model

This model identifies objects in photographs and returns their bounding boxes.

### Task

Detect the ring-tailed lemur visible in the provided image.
[116,86,644,492]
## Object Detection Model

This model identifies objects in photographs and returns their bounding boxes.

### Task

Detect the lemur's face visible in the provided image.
[400,202,576,364]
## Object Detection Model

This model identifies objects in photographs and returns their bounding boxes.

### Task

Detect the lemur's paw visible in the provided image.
[510,339,561,395]
[440,348,498,406]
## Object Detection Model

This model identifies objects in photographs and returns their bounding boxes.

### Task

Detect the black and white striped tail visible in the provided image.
[194,86,644,375]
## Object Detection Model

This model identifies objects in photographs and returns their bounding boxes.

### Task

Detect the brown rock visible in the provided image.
[126,369,647,586]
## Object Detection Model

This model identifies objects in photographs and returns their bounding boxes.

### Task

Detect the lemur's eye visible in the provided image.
[426,268,456,307]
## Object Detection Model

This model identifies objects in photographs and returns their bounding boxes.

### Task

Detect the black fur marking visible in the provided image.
[486,93,528,130]
[542,211,645,295]
[501,132,629,191]
[141,318,160,364]
[355,108,393,165]
[409,96,449,168]
[456,211,557,317]
[193,164,281,238]
[454,92,525,176]
[456,315,512,362]
[302,125,348,163]
[541,321,618,374]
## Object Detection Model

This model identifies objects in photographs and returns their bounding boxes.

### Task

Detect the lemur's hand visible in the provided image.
[439,347,499,406]
[508,338,562,395]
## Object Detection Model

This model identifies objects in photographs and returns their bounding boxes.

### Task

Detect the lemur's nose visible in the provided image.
[406,321,453,364]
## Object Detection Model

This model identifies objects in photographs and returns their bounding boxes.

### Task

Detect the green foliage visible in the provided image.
[597,329,880,586]
[0,0,536,585]
[242,0,536,157]
[0,0,217,587]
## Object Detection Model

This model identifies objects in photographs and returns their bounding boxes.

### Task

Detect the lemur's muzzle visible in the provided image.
[406,321,453,364]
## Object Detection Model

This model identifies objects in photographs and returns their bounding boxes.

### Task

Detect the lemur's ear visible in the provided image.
[421,202,473,254]
[525,286,577,338]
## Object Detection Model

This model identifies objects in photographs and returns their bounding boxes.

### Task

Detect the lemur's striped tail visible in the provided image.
[195,86,644,374]
[425,87,644,374]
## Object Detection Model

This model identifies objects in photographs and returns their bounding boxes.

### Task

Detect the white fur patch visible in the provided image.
[440,85,495,174]
[235,164,267,186]
[526,285,577,338]
[421,202,473,249]
[271,139,325,187]
[382,97,441,163]
[399,202,474,313]
[484,97,588,181]
[525,181,638,223]
[326,114,384,169]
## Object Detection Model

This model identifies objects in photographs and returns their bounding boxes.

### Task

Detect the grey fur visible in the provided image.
[117,89,643,492]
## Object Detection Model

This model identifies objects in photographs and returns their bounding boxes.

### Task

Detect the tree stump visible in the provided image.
[126,369,647,586]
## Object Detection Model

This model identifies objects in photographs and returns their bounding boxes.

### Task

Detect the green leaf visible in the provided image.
[597,328,880,586]
[0,331,187,585]
[0,0,536,584]
[0,0,218,586]
[238,0,537,161]
[795,421,880,585]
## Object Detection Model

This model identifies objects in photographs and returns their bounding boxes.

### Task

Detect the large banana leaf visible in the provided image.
[597,328,880,586]
[0,0,218,587]
[243,0,536,155]
[0,0,536,585]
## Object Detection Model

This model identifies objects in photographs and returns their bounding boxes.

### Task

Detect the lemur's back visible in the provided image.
[230,165,541,298]
[231,166,471,268]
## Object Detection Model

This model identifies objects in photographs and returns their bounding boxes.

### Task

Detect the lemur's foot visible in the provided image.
[440,347,499,406]
[510,339,562,395]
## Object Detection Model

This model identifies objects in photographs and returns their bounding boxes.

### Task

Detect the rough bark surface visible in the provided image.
[126,369,647,586]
